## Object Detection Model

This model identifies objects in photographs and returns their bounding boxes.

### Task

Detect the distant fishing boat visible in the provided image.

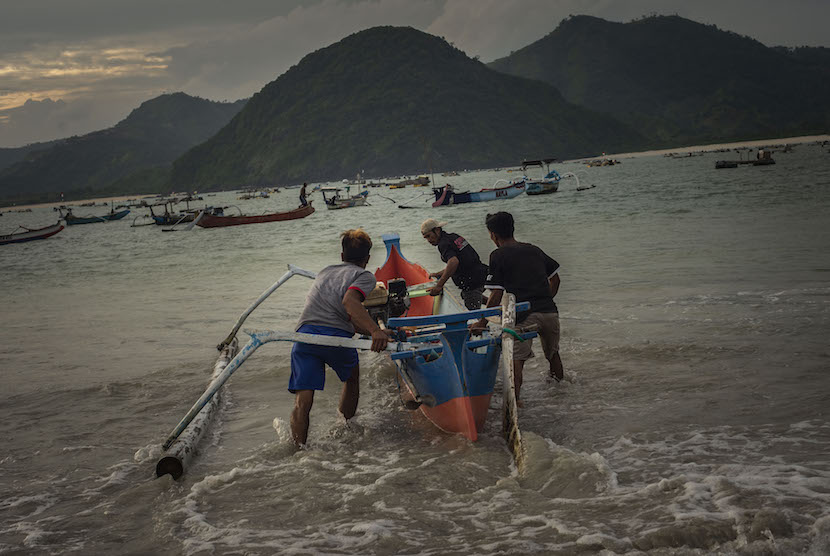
[61,208,130,225]
[1,221,64,245]
[148,200,199,226]
[195,203,315,228]
[321,186,369,210]
[432,179,525,207]
[521,157,561,195]
[525,171,561,195]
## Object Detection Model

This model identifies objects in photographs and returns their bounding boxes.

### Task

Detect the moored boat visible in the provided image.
[321,186,369,210]
[525,170,561,195]
[62,208,130,225]
[195,203,314,228]
[432,179,525,207]
[522,157,561,195]
[1,221,65,245]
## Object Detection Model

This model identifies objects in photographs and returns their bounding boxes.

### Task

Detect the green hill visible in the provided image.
[170,26,643,189]
[488,15,830,145]
[0,139,64,173]
[0,93,246,204]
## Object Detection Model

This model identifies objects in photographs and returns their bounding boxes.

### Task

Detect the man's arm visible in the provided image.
[470,288,503,334]
[342,289,390,351]
[549,273,560,297]
[428,256,459,295]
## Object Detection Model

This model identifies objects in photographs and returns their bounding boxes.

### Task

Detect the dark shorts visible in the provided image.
[461,286,485,311]
[289,324,358,392]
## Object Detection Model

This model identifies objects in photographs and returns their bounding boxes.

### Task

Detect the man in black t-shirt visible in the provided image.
[471,212,564,403]
[421,218,489,310]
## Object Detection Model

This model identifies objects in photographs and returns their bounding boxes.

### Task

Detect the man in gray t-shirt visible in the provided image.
[295,263,378,333]
[289,229,392,447]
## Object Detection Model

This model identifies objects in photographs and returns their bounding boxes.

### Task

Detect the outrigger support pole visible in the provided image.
[501,293,526,474]
[217,264,317,351]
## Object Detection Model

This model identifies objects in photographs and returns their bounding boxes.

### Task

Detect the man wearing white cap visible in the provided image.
[421,218,488,310]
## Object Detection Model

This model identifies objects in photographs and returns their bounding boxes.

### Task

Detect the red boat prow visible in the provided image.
[374,242,435,317]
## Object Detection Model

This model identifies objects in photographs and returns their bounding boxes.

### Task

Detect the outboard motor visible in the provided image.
[364,278,411,325]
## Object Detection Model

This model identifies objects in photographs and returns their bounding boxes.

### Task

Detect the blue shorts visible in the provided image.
[289,324,359,392]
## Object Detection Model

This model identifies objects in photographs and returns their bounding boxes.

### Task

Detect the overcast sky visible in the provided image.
[1,0,828,148]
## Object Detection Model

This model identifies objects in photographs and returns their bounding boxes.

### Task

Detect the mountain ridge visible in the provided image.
[0,93,246,204]
[169,26,642,189]
[488,15,830,144]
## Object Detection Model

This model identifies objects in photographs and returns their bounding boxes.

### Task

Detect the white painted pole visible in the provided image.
[216,264,317,350]
[501,293,526,473]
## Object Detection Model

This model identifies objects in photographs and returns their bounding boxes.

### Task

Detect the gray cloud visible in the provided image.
[0,94,151,147]
[1,0,828,147]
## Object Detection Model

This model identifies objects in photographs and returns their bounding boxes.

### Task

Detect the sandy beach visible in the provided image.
[578,134,830,161]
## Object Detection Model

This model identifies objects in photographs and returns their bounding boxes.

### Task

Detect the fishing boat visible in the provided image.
[373,233,533,440]
[1,221,64,245]
[159,248,533,477]
[525,170,561,195]
[147,200,199,226]
[195,203,315,228]
[321,186,369,210]
[61,207,130,225]
[432,179,525,207]
[522,157,561,195]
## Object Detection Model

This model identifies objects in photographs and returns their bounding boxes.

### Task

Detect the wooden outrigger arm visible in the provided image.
[217,264,317,350]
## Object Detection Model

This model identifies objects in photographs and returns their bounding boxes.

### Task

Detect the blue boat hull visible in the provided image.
[375,233,502,440]
[432,181,525,207]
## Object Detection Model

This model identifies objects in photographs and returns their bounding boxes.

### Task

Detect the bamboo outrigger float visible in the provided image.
[156,339,239,480]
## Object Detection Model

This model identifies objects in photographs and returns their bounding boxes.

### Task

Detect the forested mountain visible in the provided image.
[488,15,830,145]
[170,26,643,189]
[0,93,246,204]
[0,139,63,173]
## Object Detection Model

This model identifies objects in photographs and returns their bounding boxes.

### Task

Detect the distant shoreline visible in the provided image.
[573,134,830,162]
[4,134,829,211]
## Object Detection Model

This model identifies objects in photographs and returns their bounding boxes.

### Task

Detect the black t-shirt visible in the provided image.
[486,242,560,322]
[437,231,488,291]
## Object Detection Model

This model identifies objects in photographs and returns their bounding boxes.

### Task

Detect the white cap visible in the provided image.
[420,218,448,234]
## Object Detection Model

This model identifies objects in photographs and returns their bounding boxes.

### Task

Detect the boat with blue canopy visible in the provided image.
[522,157,561,195]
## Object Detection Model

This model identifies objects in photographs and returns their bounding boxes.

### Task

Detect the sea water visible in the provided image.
[1,142,829,554]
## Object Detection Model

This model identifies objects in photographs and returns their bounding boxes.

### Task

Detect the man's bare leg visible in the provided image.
[549,353,564,382]
[513,359,525,407]
[291,390,315,447]
[339,366,360,419]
